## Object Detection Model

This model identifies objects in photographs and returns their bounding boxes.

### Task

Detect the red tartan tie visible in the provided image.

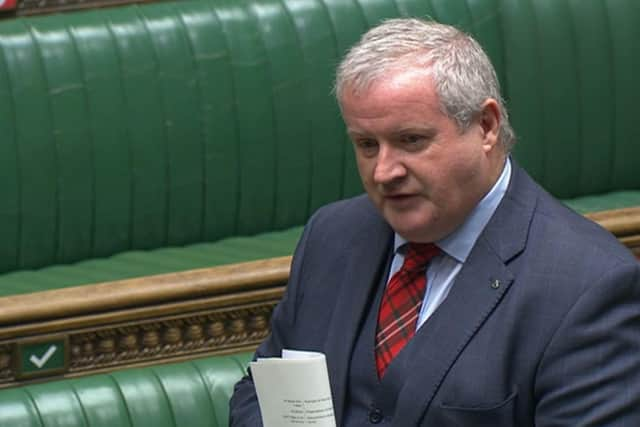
[375,242,441,378]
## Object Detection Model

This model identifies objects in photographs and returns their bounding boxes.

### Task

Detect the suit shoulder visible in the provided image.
[298,194,391,251]
[309,194,382,228]
[532,190,635,266]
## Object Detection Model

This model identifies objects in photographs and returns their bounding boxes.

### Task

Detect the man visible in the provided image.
[230,18,640,426]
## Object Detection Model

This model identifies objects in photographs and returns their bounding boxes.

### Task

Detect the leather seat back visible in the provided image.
[0,352,252,427]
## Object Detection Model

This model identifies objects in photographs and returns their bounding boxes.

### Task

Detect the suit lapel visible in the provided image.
[324,206,393,425]
[389,162,537,426]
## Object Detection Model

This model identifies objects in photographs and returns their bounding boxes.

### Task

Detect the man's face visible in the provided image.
[340,68,504,243]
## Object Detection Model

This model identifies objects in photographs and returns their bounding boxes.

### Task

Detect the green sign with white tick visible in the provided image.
[16,337,68,378]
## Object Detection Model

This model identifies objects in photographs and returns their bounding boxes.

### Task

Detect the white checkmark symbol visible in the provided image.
[29,345,57,369]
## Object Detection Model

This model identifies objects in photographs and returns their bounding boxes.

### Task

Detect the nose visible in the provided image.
[373,144,406,184]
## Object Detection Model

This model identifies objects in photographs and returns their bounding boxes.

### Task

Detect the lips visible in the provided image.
[383,193,420,207]
[384,193,415,199]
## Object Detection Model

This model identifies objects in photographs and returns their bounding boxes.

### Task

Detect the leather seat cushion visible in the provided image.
[0,226,303,297]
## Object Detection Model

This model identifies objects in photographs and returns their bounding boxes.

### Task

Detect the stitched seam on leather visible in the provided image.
[22,388,46,427]
[150,368,178,427]
[107,373,135,427]
[174,4,207,242]
[191,361,221,426]
[69,382,91,427]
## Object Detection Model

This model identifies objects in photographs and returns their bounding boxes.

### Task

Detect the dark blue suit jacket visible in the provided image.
[230,162,640,426]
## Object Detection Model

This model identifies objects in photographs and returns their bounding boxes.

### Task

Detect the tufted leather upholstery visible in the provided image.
[0,0,365,275]
[0,0,637,289]
[0,352,252,427]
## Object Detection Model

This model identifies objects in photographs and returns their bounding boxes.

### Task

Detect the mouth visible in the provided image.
[384,192,415,199]
[383,193,420,205]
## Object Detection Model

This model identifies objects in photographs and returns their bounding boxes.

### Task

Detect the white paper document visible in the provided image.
[250,349,336,426]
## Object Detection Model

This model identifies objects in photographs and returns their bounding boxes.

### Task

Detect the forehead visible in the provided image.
[340,67,446,131]
[341,68,439,111]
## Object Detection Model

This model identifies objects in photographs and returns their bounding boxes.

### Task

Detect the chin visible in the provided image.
[388,219,437,243]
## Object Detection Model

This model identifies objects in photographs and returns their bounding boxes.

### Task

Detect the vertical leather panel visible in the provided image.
[391,0,436,17]
[152,364,217,427]
[70,378,133,427]
[465,0,507,95]
[283,0,344,213]
[176,2,239,242]
[529,0,581,198]
[0,26,20,273]
[0,388,44,427]
[430,0,473,27]
[251,0,312,229]
[353,0,400,24]
[108,7,168,250]
[606,0,640,190]
[26,384,88,427]
[193,355,251,427]
[3,21,58,269]
[141,4,204,246]
[567,0,615,196]
[321,0,371,199]
[67,13,132,258]
[110,369,175,427]
[216,0,277,236]
[501,0,545,182]
[30,19,94,265]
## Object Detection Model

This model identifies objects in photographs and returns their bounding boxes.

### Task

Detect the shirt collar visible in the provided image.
[394,157,512,262]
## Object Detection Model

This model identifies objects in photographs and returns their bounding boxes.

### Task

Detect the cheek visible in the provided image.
[356,158,376,188]
[427,151,481,198]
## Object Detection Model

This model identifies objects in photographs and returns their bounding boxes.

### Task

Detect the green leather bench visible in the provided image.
[0,0,639,396]
[0,0,377,298]
[0,352,252,427]
[0,0,638,299]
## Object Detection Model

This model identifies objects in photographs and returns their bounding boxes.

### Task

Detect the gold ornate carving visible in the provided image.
[67,302,276,374]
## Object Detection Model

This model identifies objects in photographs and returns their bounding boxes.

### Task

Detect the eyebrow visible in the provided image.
[346,126,438,140]
[346,129,368,138]
[390,127,438,139]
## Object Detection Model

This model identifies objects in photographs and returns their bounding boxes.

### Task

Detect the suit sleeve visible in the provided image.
[228,214,316,426]
[535,260,640,426]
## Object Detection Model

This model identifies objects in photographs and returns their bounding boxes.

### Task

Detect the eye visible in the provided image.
[398,134,430,152]
[354,138,379,156]
[402,134,425,144]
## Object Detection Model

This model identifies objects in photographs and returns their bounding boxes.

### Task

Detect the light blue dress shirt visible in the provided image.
[388,158,512,329]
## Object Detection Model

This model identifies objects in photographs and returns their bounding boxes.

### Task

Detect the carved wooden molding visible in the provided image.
[67,302,275,371]
[0,299,282,387]
[0,257,289,388]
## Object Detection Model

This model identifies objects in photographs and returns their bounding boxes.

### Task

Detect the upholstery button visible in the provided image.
[368,408,383,424]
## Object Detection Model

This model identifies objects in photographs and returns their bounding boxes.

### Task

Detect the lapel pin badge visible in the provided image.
[490,279,501,289]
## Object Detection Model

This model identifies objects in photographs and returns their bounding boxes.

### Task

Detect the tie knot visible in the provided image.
[403,242,441,271]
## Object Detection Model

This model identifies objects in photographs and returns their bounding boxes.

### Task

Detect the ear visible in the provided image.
[478,98,501,153]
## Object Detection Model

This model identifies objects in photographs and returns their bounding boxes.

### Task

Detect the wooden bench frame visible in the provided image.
[0,207,637,389]
[0,257,290,388]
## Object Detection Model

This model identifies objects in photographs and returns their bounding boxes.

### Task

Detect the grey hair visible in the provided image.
[335,18,516,152]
